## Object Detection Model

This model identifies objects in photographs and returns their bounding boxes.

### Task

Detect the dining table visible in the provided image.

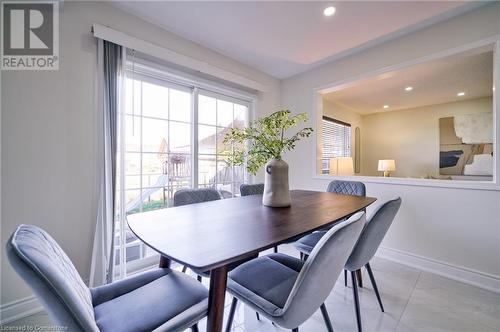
[127,189,376,332]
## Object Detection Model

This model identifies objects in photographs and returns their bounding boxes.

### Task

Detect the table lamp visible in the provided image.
[378,159,396,177]
[329,157,354,176]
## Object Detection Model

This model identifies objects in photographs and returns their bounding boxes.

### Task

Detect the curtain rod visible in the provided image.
[91,23,268,92]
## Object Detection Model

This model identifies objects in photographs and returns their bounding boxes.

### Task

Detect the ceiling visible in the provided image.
[322,49,493,114]
[111,1,480,79]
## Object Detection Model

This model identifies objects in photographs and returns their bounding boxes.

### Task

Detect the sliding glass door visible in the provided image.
[114,62,252,276]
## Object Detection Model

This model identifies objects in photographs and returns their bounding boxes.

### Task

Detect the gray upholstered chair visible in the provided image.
[317,180,367,233]
[240,183,265,197]
[7,224,208,332]
[327,180,366,196]
[225,212,366,332]
[173,187,222,207]
[295,198,402,332]
[296,180,367,283]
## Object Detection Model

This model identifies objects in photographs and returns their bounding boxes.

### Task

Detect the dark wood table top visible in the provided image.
[127,190,376,271]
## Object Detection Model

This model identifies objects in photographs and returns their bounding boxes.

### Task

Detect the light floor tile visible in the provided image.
[396,272,500,332]
[2,256,499,332]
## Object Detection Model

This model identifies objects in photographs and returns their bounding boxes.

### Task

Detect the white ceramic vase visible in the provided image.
[263,158,291,207]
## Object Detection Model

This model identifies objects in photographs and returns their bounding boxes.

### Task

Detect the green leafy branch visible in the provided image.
[223,110,313,174]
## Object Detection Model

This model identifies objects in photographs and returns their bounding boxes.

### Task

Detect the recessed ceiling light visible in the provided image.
[405,86,413,91]
[324,6,336,17]
[383,105,389,109]
[457,92,465,96]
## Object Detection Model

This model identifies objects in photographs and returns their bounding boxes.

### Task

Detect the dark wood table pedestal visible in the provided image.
[158,255,171,268]
[206,266,228,332]
[356,269,363,287]
[158,256,228,331]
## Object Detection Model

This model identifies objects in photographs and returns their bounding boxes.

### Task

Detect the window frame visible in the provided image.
[115,58,256,277]
[321,116,352,174]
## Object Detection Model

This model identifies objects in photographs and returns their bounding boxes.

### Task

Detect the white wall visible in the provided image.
[282,2,500,285]
[361,97,493,177]
[0,1,280,311]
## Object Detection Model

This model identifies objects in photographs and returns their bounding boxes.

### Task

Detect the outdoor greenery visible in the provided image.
[127,200,167,214]
[223,110,313,174]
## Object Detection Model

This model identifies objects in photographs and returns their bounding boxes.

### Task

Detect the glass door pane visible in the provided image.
[197,92,249,196]
[117,63,252,277]
[117,71,194,275]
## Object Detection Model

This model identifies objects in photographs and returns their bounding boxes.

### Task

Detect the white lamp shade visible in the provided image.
[378,159,396,172]
[329,157,354,175]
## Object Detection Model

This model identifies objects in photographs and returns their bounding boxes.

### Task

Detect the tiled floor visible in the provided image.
[3,244,499,331]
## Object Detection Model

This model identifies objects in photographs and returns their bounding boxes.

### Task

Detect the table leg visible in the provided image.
[356,269,363,288]
[159,256,171,268]
[207,265,228,332]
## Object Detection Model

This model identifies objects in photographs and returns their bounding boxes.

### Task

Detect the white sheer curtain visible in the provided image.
[90,39,125,287]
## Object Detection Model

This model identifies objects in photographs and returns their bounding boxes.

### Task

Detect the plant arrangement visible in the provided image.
[223,110,313,174]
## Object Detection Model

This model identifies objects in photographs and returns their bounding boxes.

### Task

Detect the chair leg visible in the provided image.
[197,275,202,282]
[182,265,187,273]
[255,312,260,321]
[356,269,363,288]
[365,263,384,312]
[190,323,199,332]
[225,297,238,332]
[344,269,347,287]
[351,271,363,332]
[320,303,334,332]
[274,246,278,253]
[300,252,304,261]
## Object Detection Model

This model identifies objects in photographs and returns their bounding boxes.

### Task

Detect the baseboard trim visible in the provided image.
[376,246,500,294]
[0,296,43,325]
[1,278,91,325]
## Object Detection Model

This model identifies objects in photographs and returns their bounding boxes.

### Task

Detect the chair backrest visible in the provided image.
[6,225,99,331]
[173,188,221,207]
[345,197,402,271]
[240,183,264,196]
[327,180,366,196]
[279,212,365,328]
